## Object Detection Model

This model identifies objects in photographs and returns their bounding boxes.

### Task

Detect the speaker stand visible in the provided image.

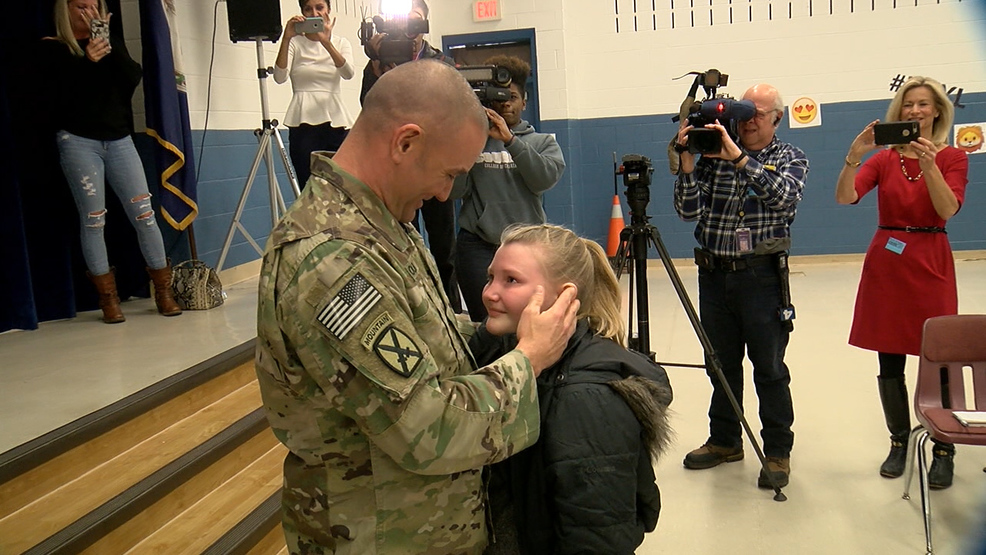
[216,39,300,273]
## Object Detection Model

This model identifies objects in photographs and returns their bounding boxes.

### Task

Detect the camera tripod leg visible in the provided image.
[216,130,273,273]
[614,228,652,357]
[271,123,301,198]
[217,40,302,273]
[619,223,787,501]
[261,131,286,223]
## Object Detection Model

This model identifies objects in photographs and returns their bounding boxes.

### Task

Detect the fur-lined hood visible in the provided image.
[538,320,674,461]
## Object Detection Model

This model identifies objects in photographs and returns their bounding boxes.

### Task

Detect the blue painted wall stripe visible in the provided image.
[150,92,985,268]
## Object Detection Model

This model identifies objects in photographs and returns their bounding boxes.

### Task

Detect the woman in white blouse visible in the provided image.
[274,0,355,186]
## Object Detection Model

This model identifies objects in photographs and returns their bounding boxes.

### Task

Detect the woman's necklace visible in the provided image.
[899,151,924,182]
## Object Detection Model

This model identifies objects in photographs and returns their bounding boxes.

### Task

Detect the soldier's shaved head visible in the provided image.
[333,59,488,222]
[355,59,486,139]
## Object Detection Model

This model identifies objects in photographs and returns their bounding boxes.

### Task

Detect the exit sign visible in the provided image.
[474,0,501,21]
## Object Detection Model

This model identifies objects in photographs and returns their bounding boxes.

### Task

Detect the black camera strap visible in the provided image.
[776,251,795,332]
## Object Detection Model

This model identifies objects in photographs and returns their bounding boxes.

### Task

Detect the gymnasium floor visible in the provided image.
[2,254,985,554]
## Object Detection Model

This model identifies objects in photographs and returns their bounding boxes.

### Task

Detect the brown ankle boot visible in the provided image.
[147,264,182,316]
[88,270,126,324]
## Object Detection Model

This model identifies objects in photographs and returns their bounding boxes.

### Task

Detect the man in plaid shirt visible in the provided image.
[673,83,809,489]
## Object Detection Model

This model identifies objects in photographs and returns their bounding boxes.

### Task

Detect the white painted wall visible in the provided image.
[434,0,984,120]
[119,0,984,128]
[121,0,370,131]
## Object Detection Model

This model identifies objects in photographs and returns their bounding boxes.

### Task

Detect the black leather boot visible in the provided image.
[878,376,911,478]
[882,434,909,478]
[928,442,955,489]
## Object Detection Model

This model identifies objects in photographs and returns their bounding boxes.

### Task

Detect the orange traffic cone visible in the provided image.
[606,195,625,257]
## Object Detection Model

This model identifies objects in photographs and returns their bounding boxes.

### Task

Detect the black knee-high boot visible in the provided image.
[928,441,955,489]
[877,376,911,478]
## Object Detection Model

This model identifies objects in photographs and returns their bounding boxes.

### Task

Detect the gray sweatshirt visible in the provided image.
[452,120,566,244]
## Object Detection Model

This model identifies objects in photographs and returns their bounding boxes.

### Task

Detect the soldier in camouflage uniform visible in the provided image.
[255,60,579,555]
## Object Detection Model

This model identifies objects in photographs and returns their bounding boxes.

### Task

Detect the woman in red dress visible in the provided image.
[836,76,968,488]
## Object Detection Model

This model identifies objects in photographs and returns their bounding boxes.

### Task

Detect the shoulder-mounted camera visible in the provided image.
[457,65,512,107]
[358,13,429,66]
[676,69,756,155]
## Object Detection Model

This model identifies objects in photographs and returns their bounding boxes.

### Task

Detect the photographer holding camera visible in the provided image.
[359,0,461,311]
[673,83,809,488]
[836,76,967,488]
[274,0,355,187]
[359,0,447,104]
[452,55,566,322]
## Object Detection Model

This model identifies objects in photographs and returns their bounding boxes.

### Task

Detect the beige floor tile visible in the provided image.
[2,254,984,554]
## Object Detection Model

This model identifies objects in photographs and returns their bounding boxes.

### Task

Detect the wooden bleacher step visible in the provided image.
[124,444,285,554]
[4,382,263,553]
[0,341,258,523]
[0,340,289,554]
[205,491,283,555]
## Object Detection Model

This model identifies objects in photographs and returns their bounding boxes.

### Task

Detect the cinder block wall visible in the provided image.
[121,0,986,266]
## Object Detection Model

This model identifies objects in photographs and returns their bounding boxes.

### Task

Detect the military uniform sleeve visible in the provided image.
[280,238,540,476]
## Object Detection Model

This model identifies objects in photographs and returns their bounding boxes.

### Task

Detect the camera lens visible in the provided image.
[687,128,721,155]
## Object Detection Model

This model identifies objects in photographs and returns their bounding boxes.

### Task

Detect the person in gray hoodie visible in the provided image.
[452,55,566,322]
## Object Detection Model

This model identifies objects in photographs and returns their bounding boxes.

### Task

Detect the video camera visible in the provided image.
[358,12,429,66]
[678,69,756,155]
[457,65,512,107]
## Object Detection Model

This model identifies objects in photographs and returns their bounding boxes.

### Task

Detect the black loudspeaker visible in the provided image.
[227,0,282,42]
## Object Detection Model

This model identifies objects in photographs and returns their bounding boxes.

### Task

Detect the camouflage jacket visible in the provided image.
[255,153,541,555]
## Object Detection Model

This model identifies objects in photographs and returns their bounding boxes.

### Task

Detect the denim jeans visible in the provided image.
[56,131,168,276]
[698,262,795,458]
[455,229,498,322]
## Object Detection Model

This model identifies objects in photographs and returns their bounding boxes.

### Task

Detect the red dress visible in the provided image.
[848,146,969,356]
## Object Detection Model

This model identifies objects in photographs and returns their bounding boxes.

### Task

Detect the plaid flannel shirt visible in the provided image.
[674,136,809,258]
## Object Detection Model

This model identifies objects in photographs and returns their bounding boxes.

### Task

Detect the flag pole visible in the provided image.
[187,223,198,260]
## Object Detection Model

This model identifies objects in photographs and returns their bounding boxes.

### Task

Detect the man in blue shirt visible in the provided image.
[673,83,809,489]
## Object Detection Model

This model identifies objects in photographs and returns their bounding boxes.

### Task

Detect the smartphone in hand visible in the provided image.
[295,17,324,34]
[89,18,110,40]
[874,121,920,145]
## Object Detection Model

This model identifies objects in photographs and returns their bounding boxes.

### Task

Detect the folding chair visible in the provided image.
[901,314,986,554]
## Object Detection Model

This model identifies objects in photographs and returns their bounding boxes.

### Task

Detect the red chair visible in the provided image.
[901,314,986,555]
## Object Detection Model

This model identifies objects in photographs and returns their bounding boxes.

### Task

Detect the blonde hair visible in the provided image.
[53,0,108,57]
[500,224,625,346]
[884,76,954,146]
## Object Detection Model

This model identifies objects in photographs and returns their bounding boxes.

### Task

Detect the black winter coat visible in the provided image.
[472,321,673,555]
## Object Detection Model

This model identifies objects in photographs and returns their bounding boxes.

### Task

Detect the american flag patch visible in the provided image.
[318,273,381,339]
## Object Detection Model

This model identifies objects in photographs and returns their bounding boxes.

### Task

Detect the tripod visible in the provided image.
[216,38,301,273]
[612,158,788,501]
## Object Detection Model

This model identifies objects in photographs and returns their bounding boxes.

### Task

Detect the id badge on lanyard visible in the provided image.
[736,227,753,253]
[735,186,755,254]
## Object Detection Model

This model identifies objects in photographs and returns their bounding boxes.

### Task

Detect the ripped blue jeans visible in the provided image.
[56,131,168,276]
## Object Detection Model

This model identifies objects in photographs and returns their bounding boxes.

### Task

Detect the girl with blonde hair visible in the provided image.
[471,223,673,555]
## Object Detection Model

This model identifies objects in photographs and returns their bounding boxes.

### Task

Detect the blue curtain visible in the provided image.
[1,0,156,333]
